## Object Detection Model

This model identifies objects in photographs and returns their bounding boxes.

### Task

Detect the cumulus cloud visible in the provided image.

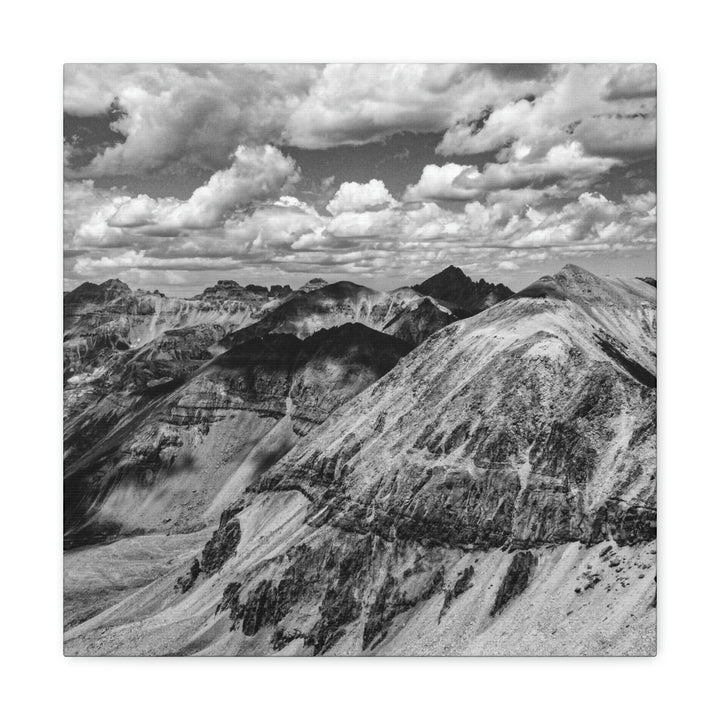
[403,164,479,202]
[64,180,122,240]
[283,64,552,149]
[326,179,397,215]
[404,142,619,202]
[64,64,656,288]
[64,64,655,183]
[70,145,299,245]
[65,64,555,175]
[64,64,321,176]
[436,64,656,159]
[67,179,656,285]
[457,141,621,192]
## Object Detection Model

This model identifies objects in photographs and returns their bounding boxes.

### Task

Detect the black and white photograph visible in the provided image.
[61,63,658,657]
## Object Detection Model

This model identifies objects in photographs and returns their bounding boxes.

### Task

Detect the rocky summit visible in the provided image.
[63,265,656,656]
[412,265,514,314]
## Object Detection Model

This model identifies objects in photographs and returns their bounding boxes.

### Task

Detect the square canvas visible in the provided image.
[63,63,656,656]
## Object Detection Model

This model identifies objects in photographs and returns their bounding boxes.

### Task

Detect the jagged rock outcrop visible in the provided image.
[64,278,133,305]
[412,265,513,314]
[192,280,292,301]
[199,517,242,576]
[490,551,538,616]
[439,566,474,619]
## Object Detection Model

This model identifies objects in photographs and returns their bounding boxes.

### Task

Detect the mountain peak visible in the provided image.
[194,280,270,300]
[434,265,468,280]
[298,278,328,294]
[556,263,600,281]
[99,278,131,292]
[516,264,655,311]
[65,278,131,304]
[413,266,513,314]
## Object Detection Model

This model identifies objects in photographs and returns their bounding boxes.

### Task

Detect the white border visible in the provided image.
[3,1,718,717]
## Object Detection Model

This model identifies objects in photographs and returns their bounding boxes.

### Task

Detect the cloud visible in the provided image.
[602,64,657,101]
[436,64,656,160]
[71,145,299,244]
[67,179,656,286]
[283,64,552,150]
[65,64,654,184]
[404,142,619,202]
[139,144,299,231]
[63,67,656,289]
[458,141,621,191]
[325,208,399,239]
[403,164,479,202]
[64,64,321,176]
[326,179,397,215]
[224,198,325,250]
[64,180,120,240]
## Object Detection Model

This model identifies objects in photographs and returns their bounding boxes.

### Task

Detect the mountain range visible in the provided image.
[63,264,656,655]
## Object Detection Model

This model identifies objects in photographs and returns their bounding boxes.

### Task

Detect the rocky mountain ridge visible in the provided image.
[413,265,513,314]
[64,323,411,547]
[64,264,657,656]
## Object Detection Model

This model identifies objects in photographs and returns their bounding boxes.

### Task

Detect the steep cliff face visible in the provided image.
[64,265,656,656]
[64,324,411,547]
[64,280,268,383]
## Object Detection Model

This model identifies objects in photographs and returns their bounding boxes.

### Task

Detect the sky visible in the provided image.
[63,63,656,296]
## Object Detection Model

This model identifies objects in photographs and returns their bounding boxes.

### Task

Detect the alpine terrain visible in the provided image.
[63,264,656,655]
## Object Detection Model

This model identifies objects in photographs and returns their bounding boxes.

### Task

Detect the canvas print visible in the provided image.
[63,64,656,656]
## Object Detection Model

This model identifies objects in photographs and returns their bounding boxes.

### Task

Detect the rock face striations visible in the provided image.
[64,322,411,547]
[65,271,473,549]
[64,279,269,384]
[256,265,656,550]
[223,281,432,345]
[64,265,657,657]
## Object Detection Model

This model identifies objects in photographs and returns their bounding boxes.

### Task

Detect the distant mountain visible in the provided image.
[412,265,513,314]
[63,281,271,384]
[65,278,132,304]
[298,278,328,293]
[192,280,292,301]
[223,281,427,345]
